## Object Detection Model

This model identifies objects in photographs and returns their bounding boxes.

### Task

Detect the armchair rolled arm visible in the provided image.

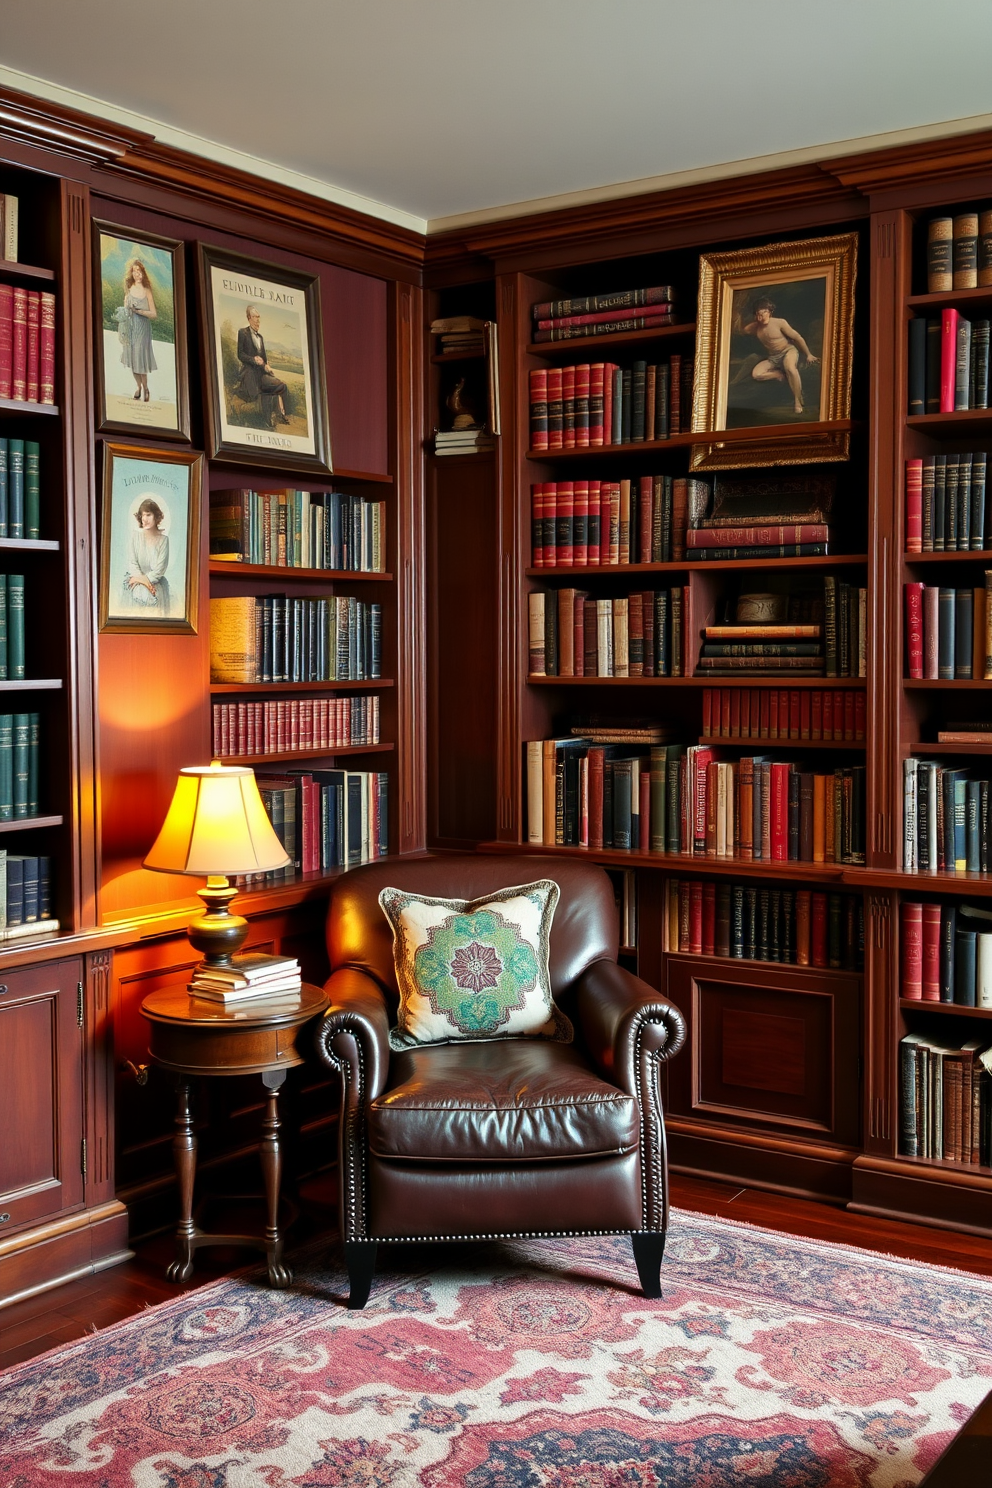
[572,958,687,1096]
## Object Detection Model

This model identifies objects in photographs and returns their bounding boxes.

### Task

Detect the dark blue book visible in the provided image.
[955,927,977,1006]
[908,315,927,415]
[933,454,947,550]
[973,452,988,550]
[925,317,942,414]
[937,588,956,679]
[940,904,957,1002]
[5,854,24,927]
[955,587,974,678]
[7,440,23,540]
[38,856,51,920]
[967,779,982,872]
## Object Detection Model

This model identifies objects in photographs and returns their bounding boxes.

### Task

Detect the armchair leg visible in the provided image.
[631,1232,665,1299]
[344,1241,378,1309]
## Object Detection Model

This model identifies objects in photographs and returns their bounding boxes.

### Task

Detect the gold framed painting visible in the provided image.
[690,232,858,471]
[99,442,202,634]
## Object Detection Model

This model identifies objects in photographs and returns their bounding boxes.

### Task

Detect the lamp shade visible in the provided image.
[143,763,291,876]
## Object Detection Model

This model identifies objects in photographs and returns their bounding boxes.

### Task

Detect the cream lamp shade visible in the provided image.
[144,763,290,876]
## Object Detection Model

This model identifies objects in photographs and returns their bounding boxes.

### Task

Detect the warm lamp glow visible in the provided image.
[144,762,290,876]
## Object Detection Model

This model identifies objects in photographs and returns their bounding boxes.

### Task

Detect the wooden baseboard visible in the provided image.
[668,1120,857,1203]
[0,1201,131,1310]
[851,1157,992,1238]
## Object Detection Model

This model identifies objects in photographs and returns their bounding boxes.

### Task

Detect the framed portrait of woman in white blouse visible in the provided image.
[99,443,202,634]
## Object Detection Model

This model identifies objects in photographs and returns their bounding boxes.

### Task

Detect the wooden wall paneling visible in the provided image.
[391,279,426,855]
[83,950,115,1208]
[861,891,897,1159]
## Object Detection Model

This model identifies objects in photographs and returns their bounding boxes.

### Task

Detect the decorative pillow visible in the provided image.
[378,879,570,1050]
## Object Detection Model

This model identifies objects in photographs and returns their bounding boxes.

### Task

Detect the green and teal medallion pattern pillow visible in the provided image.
[378,879,570,1050]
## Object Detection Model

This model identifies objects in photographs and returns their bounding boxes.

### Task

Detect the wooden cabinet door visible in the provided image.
[0,959,84,1234]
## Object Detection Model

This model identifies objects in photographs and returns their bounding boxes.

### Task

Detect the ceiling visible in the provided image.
[4,0,992,233]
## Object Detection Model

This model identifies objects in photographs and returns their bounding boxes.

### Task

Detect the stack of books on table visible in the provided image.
[434,428,495,456]
[530,285,675,343]
[431,316,486,356]
[189,952,302,1004]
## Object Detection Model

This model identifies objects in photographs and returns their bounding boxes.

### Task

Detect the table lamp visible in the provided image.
[143,762,291,972]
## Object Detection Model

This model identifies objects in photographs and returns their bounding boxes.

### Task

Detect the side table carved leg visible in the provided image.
[167,1079,197,1283]
[261,1069,292,1287]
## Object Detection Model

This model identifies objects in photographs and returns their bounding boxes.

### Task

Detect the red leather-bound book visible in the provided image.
[0,282,12,398]
[705,759,719,856]
[642,595,655,677]
[811,892,828,967]
[588,363,605,446]
[628,591,644,677]
[795,890,812,965]
[921,902,941,1001]
[769,691,779,738]
[587,479,601,565]
[543,484,558,566]
[678,880,691,951]
[574,363,591,448]
[639,767,650,850]
[730,691,741,736]
[573,590,585,677]
[529,369,548,451]
[789,689,801,739]
[800,692,811,739]
[843,690,855,741]
[692,746,714,854]
[602,363,617,448]
[759,691,770,738]
[702,688,713,737]
[645,363,656,441]
[702,880,716,955]
[671,478,688,561]
[638,475,653,563]
[904,582,924,677]
[669,353,682,435]
[588,746,605,850]
[561,365,576,450]
[901,901,923,998]
[689,880,704,954]
[531,485,544,567]
[905,458,923,552]
[940,308,959,413]
[779,691,790,739]
[854,692,866,740]
[25,290,40,403]
[11,285,27,401]
[811,689,822,740]
[573,480,589,567]
[601,483,613,564]
[547,367,563,450]
[556,482,574,567]
[740,689,752,738]
[770,762,791,860]
[738,757,754,860]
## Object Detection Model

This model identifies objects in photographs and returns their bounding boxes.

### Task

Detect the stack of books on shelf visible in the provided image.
[526,734,865,863]
[926,209,992,292]
[899,1029,991,1164]
[431,316,486,357]
[902,900,992,1005]
[905,455,989,552]
[244,768,389,882]
[0,850,56,940]
[697,621,825,677]
[529,355,692,450]
[0,712,42,820]
[530,476,708,566]
[530,284,676,344]
[0,285,56,404]
[937,720,992,744]
[434,428,495,456]
[702,579,865,679]
[529,587,689,678]
[691,469,835,559]
[904,580,991,679]
[903,759,992,872]
[212,695,379,758]
[668,879,863,969]
[0,194,17,262]
[702,686,865,742]
[209,489,386,572]
[189,952,302,1004]
[908,309,991,415]
[0,439,42,538]
[210,595,381,684]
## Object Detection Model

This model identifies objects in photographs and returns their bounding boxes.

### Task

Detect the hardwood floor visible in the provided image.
[2,1174,992,1371]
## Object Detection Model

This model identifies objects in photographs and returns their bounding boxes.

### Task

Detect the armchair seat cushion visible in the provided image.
[368,1040,639,1164]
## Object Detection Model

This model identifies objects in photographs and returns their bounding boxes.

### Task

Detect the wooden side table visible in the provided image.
[140,982,329,1288]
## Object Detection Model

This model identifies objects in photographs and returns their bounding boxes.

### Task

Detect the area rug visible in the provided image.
[2,1211,991,1487]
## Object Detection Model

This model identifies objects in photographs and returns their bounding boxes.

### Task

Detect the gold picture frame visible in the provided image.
[690,232,858,471]
[99,442,202,634]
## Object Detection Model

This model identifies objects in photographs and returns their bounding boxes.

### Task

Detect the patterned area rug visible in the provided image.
[2,1210,991,1487]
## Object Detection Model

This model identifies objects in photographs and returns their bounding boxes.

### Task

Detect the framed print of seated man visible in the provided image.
[232,304,291,429]
[728,280,825,425]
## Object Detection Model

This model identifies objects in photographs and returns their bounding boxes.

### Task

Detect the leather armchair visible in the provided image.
[315,854,686,1307]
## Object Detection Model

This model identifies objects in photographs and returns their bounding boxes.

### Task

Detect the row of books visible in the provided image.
[903,759,992,873]
[530,476,706,566]
[668,879,864,969]
[899,1030,991,1165]
[526,736,865,863]
[0,285,56,404]
[0,439,42,540]
[0,576,25,679]
[902,900,992,1005]
[209,596,382,685]
[529,588,689,679]
[904,581,992,680]
[211,695,380,758]
[908,310,990,416]
[529,357,692,451]
[245,769,389,881]
[925,211,992,292]
[905,454,989,553]
[697,621,825,677]
[0,195,18,262]
[0,713,42,821]
[530,284,675,343]
[0,851,54,935]
[702,686,866,742]
[208,488,386,572]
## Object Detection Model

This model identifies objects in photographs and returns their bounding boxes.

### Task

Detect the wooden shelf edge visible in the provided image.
[332,467,393,484]
[0,398,59,417]
[0,815,63,832]
[210,679,394,694]
[900,998,992,1017]
[527,418,855,462]
[698,736,865,750]
[209,561,392,581]
[528,675,866,688]
[0,679,62,691]
[526,321,696,358]
[0,538,59,552]
[476,839,854,881]
[528,555,867,574]
[905,549,992,562]
[217,744,394,765]
[0,260,56,283]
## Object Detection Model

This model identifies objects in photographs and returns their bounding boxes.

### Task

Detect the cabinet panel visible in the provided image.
[666,955,861,1148]
[0,959,84,1233]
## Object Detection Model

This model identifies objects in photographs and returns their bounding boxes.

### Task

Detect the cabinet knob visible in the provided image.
[0,986,8,997]
[0,1213,9,1223]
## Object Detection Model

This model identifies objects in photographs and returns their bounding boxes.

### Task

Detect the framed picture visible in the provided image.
[690,232,858,470]
[197,243,333,475]
[99,442,202,634]
[93,222,190,441]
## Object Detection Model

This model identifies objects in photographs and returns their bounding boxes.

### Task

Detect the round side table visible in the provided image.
[140,982,328,1288]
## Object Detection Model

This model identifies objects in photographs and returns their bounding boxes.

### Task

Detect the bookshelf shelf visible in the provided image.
[526,322,696,358]
[480,838,853,881]
[911,742,992,754]
[0,261,56,283]
[210,679,394,694]
[904,550,992,563]
[0,679,62,691]
[900,999,992,1019]
[527,555,868,575]
[907,286,992,313]
[903,678,992,689]
[430,351,486,364]
[0,815,63,833]
[698,736,865,750]
[528,675,866,688]
[208,561,392,582]
[527,419,856,461]
[906,410,992,436]
[218,743,394,766]
[331,467,394,485]
[0,538,59,552]
[0,398,58,418]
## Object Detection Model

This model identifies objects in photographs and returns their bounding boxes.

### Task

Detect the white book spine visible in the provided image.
[596,600,612,676]
[2,195,17,262]
[528,592,545,676]
[926,762,939,872]
[903,757,917,871]
[978,933,992,1009]
[526,740,543,845]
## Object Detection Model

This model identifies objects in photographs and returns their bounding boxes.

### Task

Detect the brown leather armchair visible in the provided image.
[315,854,686,1308]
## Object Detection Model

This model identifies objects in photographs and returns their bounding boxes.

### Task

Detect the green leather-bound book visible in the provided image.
[27,711,39,815]
[0,715,11,821]
[24,441,39,541]
[12,713,29,818]
[0,573,7,681]
[7,439,23,539]
[7,574,23,679]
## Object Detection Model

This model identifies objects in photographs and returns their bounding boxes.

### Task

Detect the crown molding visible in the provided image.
[0,80,150,164]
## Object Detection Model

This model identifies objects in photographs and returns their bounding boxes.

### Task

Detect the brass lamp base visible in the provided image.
[188,875,249,972]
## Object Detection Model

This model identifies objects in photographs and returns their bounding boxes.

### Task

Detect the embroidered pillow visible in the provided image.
[378,879,570,1050]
